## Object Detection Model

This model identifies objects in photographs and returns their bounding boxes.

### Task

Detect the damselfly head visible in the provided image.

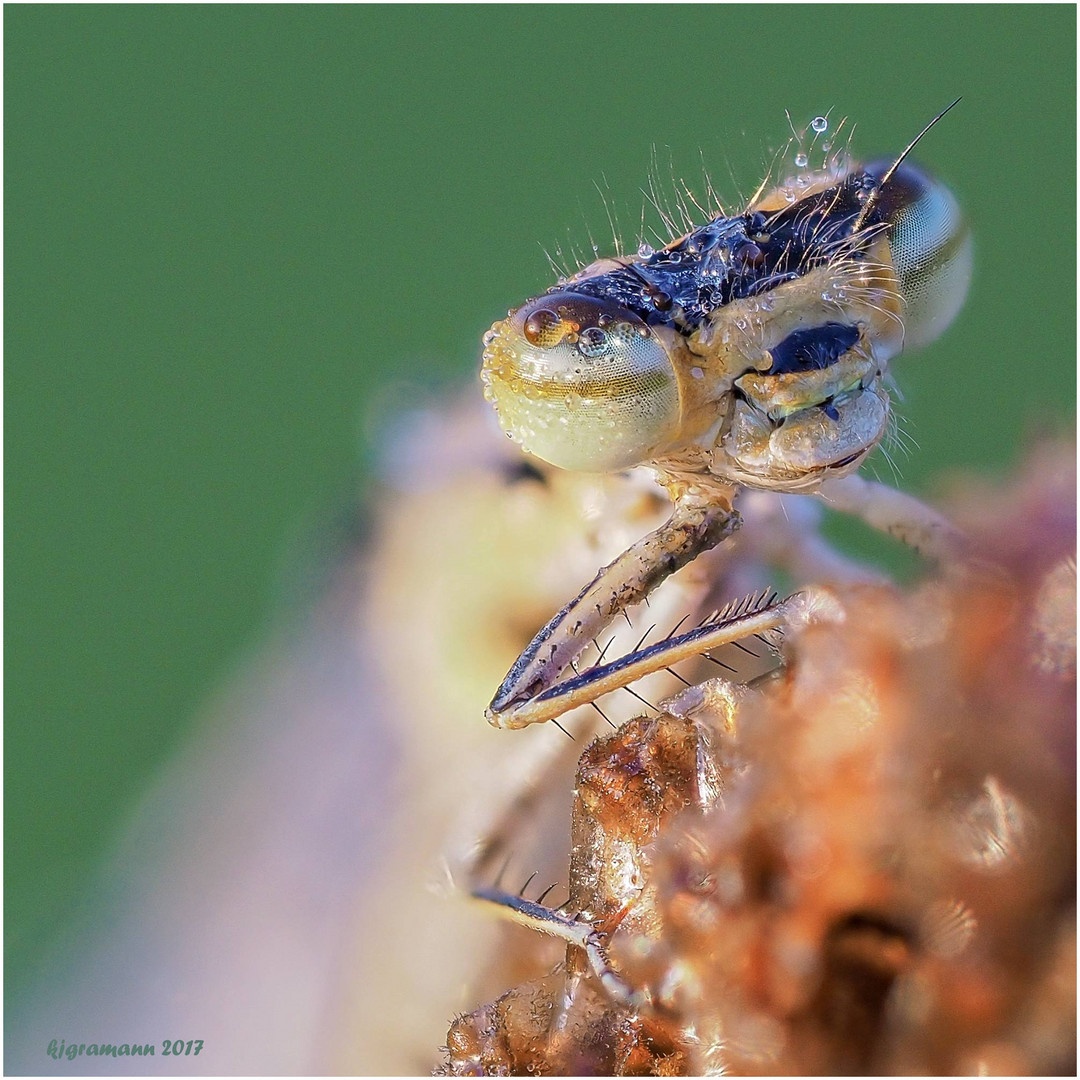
[482,121,971,493]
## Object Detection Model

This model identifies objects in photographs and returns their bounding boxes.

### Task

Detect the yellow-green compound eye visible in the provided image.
[877,162,973,350]
[481,293,682,472]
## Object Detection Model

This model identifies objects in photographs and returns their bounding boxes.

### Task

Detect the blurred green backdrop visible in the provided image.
[6,5,1075,998]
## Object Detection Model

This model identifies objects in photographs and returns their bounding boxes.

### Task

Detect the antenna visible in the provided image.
[852,97,962,234]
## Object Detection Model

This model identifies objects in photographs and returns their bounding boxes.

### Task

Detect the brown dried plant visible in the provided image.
[439,441,1075,1076]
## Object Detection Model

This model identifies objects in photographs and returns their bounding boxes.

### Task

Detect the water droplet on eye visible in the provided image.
[637,242,654,257]
[794,151,808,168]
[811,116,828,133]
[523,308,562,346]
[578,326,608,356]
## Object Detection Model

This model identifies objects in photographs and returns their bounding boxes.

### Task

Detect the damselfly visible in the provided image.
[481,103,971,732]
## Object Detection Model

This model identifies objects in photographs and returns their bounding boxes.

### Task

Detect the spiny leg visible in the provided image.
[505,588,805,729]
[471,885,645,1009]
[483,477,961,733]
[487,489,741,730]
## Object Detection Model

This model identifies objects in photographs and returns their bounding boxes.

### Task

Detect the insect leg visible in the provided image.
[451,726,642,1006]
[471,886,644,1008]
[505,589,803,729]
[487,493,741,729]
[817,472,964,561]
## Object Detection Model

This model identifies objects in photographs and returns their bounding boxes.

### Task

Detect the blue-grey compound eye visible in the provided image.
[870,162,973,350]
[481,293,682,472]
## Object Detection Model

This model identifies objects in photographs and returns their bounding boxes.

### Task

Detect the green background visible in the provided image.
[6,5,1075,998]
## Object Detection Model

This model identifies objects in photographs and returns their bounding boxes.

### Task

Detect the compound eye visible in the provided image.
[871,162,973,350]
[481,293,681,472]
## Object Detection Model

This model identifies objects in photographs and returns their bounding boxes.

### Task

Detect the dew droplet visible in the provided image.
[523,307,562,346]
[821,140,832,152]
[637,242,654,257]
[794,151,808,168]
[577,326,607,356]
[811,116,828,134]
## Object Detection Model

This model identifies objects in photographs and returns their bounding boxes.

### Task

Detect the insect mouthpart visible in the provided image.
[722,379,891,489]
[481,293,683,472]
[718,318,890,488]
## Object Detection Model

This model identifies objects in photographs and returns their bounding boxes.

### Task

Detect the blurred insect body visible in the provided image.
[481,107,971,732]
